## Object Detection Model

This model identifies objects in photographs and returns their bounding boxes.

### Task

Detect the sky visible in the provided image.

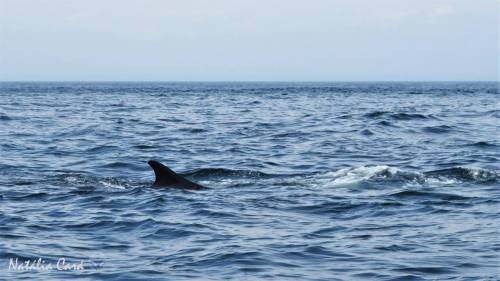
[0,0,498,81]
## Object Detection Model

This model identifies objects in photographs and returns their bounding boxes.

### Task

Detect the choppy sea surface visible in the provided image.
[0,82,498,280]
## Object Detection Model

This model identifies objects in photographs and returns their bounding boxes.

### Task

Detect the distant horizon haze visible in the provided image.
[0,0,498,81]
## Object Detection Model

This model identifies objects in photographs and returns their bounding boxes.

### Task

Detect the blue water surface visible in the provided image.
[0,82,498,280]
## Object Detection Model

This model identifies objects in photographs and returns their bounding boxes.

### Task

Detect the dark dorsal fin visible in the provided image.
[148,160,206,190]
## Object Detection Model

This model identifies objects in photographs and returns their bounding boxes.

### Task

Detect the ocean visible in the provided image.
[0,82,498,280]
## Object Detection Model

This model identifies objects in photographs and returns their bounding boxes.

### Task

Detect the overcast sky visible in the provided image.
[0,0,498,81]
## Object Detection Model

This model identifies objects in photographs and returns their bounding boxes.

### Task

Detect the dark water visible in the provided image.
[0,82,498,280]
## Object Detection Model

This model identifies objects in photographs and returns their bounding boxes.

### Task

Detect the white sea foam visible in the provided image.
[313,165,497,189]
[99,180,126,189]
[64,176,79,183]
[317,165,399,187]
[422,177,458,185]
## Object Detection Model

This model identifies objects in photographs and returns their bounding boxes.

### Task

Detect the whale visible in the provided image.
[148,160,207,190]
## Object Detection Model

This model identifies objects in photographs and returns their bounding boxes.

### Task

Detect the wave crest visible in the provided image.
[185,168,271,179]
[316,166,497,187]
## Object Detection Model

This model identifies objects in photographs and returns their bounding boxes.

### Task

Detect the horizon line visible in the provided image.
[0,80,498,83]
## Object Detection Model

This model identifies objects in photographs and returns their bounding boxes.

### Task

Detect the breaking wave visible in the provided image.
[315,165,498,188]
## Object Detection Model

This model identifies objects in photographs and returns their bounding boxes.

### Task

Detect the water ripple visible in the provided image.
[0,82,498,280]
